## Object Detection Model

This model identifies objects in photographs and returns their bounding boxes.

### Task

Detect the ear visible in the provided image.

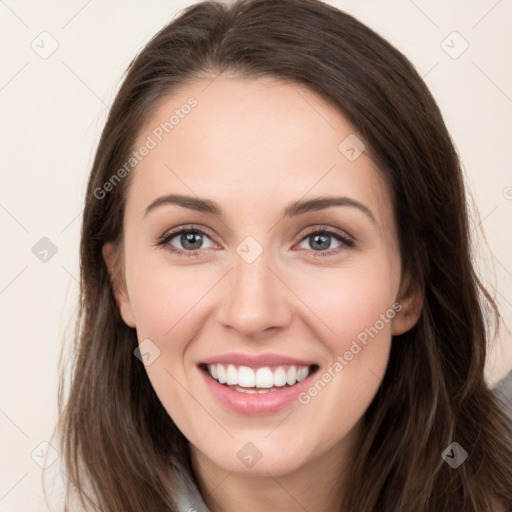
[102,242,136,328]
[392,270,423,336]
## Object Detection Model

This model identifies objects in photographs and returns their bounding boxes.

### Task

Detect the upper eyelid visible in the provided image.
[160,224,354,248]
[161,224,217,243]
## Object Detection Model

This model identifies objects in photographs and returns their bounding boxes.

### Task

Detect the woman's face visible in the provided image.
[104,74,421,478]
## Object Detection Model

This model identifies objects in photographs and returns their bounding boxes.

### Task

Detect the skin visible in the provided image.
[103,74,423,512]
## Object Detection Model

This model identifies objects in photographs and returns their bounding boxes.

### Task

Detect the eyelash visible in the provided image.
[155,224,355,258]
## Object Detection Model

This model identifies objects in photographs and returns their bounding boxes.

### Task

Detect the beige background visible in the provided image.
[1,0,511,510]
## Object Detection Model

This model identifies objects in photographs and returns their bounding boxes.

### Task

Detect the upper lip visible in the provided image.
[199,352,317,369]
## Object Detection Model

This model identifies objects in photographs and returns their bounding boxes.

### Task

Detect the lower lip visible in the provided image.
[199,367,317,415]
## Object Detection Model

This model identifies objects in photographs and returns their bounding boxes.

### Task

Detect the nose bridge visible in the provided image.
[218,238,291,336]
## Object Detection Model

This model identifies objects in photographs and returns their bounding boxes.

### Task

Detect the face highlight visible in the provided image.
[103,74,421,483]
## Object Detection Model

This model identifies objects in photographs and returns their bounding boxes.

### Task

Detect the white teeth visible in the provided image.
[206,363,313,388]
[297,367,309,382]
[240,387,258,394]
[255,367,274,388]
[286,366,297,385]
[217,364,227,384]
[273,366,287,387]
[238,366,255,387]
[231,386,282,394]
[226,364,238,385]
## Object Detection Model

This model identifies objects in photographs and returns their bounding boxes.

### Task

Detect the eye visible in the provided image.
[156,224,354,258]
[156,226,217,256]
[295,226,354,256]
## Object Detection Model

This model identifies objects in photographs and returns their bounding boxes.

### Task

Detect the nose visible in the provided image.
[217,246,293,339]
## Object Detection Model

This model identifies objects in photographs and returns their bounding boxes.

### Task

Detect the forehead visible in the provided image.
[128,74,393,231]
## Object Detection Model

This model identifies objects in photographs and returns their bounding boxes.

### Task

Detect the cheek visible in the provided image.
[291,255,399,435]
[124,258,214,433]
[292,255,400,352]
[126,253,209,340]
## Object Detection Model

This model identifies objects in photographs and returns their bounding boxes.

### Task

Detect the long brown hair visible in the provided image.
[55,0,512,510]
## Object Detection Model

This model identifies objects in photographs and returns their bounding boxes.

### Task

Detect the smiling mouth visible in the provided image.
[199,363,319,394]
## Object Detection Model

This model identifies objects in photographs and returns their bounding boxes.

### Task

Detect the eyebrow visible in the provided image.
[144,193,376,224]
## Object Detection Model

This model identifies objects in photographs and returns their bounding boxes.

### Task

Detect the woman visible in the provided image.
[56,0,512,510]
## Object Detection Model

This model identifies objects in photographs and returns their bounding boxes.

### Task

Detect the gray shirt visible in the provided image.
[174,468,212,512]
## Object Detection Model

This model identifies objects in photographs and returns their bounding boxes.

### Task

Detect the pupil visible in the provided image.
[311,233,330,251]
[182,231,202,250]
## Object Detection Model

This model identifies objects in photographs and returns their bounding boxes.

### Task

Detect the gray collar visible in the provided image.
[173,464,212,512]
